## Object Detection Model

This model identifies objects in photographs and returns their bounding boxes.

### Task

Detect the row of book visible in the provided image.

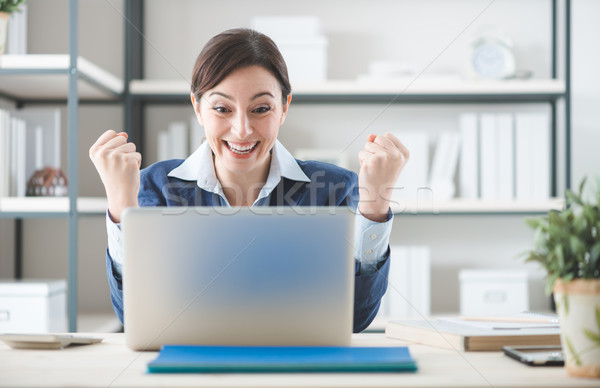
[157,116,204,161]
[5,5,27,55]
[377,245,431,319]
[393,111,550,203]
[0,108,63,197]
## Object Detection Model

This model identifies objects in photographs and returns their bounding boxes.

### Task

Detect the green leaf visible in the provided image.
[525,217,543,229]
[565,336,582,366]
[590,242,600,270]
[583,329,600,346]
[596,307,600,332]
[566,189,584,206]
[564,293,570,315]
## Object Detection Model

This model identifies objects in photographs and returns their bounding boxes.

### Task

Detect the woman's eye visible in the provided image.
[212,106,230,113]
[253,106,271,114]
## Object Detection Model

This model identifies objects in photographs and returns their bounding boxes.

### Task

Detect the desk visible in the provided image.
[1,333,598,388]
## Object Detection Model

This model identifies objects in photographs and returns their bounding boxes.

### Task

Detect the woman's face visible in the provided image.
[192,65,290,179]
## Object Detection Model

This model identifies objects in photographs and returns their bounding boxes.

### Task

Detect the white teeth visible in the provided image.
[226,141,258,154]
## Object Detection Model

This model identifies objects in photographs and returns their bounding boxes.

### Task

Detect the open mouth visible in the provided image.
[224,140,259,155]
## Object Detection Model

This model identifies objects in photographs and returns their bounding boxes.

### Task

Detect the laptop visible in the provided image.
[121,206,355,351]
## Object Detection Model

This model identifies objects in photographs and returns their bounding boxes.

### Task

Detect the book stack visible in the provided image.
[0,108,62,198]
[385,313,561,351]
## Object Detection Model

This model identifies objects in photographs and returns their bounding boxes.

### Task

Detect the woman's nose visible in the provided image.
[231,112,252,139]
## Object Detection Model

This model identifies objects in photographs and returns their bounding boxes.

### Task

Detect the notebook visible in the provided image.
[147,345,417,373]
[122,207,355,351]
[385,318,561,351]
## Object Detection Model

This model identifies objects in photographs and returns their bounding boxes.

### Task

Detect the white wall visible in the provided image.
[3,0,597,316]
[572,0,600,189]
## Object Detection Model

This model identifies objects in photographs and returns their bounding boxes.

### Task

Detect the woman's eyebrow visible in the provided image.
[208,91,233,100]
[250,92,275,101]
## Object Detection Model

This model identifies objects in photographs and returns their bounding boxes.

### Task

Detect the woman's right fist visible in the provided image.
[89,130,141,223]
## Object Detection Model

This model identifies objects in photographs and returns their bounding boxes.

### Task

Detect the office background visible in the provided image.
[0,0,599,319]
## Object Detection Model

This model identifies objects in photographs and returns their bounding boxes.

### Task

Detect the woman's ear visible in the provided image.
[279,94,292,126]
[190,92,204,126]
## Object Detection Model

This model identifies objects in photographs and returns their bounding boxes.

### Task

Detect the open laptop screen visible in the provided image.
[122,207,355,351]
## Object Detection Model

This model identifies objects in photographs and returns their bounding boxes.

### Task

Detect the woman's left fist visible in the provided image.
[357,132,410,222]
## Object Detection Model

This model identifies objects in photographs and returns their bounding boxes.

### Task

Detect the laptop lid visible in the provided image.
[122,207,355,351]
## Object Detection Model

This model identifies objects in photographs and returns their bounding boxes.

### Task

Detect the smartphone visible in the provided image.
[502,345,564,366]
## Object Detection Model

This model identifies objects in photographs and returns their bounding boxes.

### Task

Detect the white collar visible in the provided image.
[167,139,310,200]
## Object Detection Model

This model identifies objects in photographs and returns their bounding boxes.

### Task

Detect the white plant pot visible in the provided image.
[553,278,600,378]
[0,11,9,66]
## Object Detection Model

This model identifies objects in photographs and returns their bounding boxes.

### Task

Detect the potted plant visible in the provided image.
[0,0,27,63]
[525,177,600,378]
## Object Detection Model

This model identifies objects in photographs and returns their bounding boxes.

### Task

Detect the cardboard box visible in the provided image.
[0,279,67,333]
[459,270,529,316]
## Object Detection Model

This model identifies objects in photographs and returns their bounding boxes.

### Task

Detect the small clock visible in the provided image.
[470,33,516,80]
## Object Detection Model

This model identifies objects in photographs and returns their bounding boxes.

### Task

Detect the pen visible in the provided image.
[459,316,559,324]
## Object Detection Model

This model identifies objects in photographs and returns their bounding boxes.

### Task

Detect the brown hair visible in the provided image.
[191,28,291,105]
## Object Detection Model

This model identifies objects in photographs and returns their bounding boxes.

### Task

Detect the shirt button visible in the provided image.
[370,234,377,240]
[365,249,373,255]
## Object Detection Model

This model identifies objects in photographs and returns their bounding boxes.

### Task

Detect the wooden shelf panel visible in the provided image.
[0,55,123,100]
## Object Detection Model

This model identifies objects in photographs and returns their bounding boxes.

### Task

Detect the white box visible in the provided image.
[0,279,67,333]
[459,270,529,316]
[276,37,328,83]
[251,16,328,83]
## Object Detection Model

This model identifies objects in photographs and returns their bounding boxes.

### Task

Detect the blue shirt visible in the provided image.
[105,140,392,332]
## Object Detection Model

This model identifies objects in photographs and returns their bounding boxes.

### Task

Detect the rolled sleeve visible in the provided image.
[353,209,393,274]
[106,211,124,276]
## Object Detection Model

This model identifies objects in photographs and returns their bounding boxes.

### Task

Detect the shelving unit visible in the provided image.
[123,1,570,217]
[0,0,573,330]
[0,0,123,331]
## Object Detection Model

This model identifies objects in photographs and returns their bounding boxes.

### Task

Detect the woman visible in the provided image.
[90,28,409,332]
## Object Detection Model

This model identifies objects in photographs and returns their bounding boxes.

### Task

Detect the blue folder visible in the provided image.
[147,345,418,373]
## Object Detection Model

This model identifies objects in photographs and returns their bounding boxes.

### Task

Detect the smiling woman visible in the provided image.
[88,28,409,333]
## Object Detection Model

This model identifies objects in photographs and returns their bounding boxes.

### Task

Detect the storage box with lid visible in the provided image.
[459,270,529,316]
[251,16,328,83]
[0,279,67,333]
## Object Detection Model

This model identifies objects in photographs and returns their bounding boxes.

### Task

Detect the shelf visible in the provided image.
[129,78,565,103]
[390,198,564,215]
[0,55,123,101]
[0,197,107,217]
[0,196,561,217]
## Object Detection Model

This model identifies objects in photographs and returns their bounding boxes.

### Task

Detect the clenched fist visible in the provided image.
[89,130,141,223]
[358,133,409,222]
